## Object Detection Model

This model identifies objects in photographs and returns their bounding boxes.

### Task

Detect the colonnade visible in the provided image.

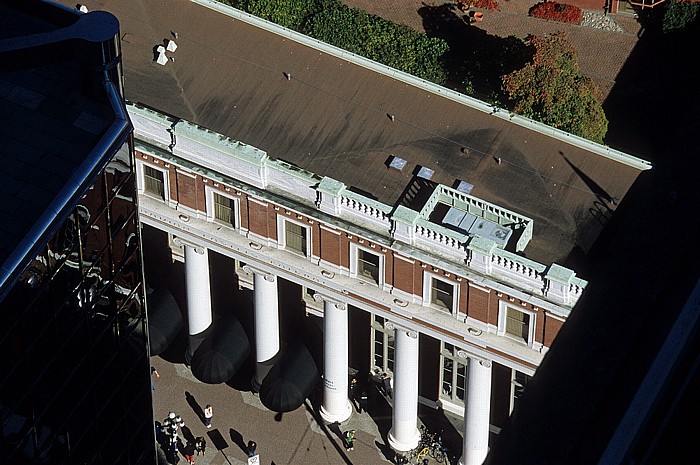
[177,242,492,465]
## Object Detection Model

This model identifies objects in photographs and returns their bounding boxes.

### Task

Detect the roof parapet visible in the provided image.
[128,102,587,307]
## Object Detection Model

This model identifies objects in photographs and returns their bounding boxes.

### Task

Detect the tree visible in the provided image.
[502,32,608,144]
[662,0,700,33]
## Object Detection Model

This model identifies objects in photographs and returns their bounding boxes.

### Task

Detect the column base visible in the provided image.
[251,357,277,392]
[387,427,420,453]
[185,333,207,367]
[458,448,489,465]
[319,399,353,424]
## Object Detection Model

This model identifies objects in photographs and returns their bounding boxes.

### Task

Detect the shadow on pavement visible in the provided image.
[229,428,248,455]
[185,391,204,424]
[303,399,354,465]
[207,428,229,451]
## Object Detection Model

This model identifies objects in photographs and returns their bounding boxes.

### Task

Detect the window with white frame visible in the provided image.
[425,274,458,314]
[510,369,531,413]
[440,343,467,405]
[498,302,535,345]
[371,315,394,375]
[209,190,238,228]
[358,249,380,283]
[284,219,309,257]
[143,164,165,200]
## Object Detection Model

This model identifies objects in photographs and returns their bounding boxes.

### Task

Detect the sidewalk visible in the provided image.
[343,0,641,100]
[151,353,465,465]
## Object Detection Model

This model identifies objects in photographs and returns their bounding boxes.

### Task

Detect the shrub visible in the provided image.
[235,0,326,30]
[662,0,700,33]
[502,32,607,143]
[234,0,449,85]
[470,0,501,12]
[528,2,583,24]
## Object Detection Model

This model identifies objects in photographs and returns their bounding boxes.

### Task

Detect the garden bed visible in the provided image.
[529,2,583,24]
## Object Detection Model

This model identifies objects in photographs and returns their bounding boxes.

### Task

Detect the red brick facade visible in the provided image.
[136,149,565,351]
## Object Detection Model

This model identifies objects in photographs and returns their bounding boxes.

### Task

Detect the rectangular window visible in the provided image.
[358,249,380,284]
[431,278,454,310]
[440,342,468,405]
[506,307,530,343]
[213,192,235,227]
[511,370,532,413]
[371,316,395,374]
[285,221,308,256]
[442,358,454,397]
[143,165,165,200]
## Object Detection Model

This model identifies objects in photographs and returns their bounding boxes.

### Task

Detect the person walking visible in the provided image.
[246,440,257,457]
[349,377,357,408]
[150,366,160,390]
[382,372,393,399]
[184,442,196,465]
[162,412,185,452]
[357,390,368,414]
[195,436,206,456]
[203,404,213,428]
[343,430,356,451]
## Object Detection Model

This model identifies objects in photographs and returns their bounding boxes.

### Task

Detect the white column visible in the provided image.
[182,243,213,362]
[459,358,492,465]
[247,268,280,389]
[387,324,420,452]
[318,296,352,423]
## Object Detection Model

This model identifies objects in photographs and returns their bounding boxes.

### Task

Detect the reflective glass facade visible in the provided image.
[0,140,155,464]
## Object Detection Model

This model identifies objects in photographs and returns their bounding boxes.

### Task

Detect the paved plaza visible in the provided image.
[151,352,465,465]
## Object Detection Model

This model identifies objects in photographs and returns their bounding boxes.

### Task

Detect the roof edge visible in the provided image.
[189,0,653,172]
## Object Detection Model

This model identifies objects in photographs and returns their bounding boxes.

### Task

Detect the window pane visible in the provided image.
[506,308,530,342]
[442,358,453,396]
[213,193,235,227]
[358,249,380,284]
[456,363,467,401]
[143,166,164,200]
[432,278,454,310]
[513,371,531,411]
[374,329,384,369]
[443,342,454,355]
[285,221,307,256]
[387,333,395,372]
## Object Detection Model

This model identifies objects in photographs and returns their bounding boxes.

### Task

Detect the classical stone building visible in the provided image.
[71,1,652,464]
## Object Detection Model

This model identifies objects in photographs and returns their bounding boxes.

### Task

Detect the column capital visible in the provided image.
[312,293,347,310]
[460,352,492,368]
[384,320,418,339]
[172,237,206,254]
[242,264,276,282]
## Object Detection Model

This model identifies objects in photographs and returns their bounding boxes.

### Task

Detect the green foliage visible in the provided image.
[662,0,700,33]
[502,32,608,143]
[235,0,325,30]
[233,0,448,85]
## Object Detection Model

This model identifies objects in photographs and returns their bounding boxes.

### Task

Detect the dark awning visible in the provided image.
[191,315,250,384]
[260,341,319,413]
[147,287,183,355]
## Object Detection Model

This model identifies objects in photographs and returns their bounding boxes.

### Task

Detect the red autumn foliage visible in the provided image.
[470,0,501,12]
[528,1,583,24]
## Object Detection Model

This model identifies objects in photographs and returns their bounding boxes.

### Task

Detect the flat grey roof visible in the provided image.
[79,0,645,265]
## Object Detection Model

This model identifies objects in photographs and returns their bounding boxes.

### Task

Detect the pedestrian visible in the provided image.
[358,390,368,414]
[382,372,393,399]
[195,436,206,456]
[203,404,213,428]
[246,440,257,457]
[349,377,357,405]
[151,366,160,390]
[184,443,196,465]
[343,429,355,451]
